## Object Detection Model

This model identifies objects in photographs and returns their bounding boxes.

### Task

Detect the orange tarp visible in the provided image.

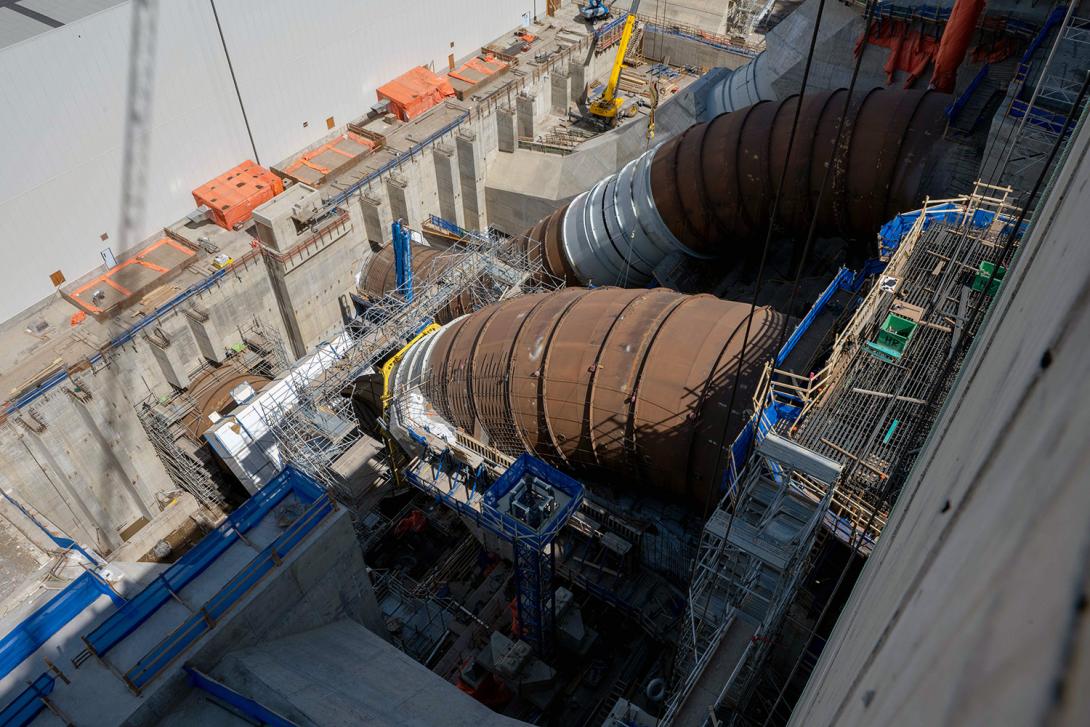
[856,20,940,88]
[931,0,987,93]
[377,66,456,121]
[192,160,284,230]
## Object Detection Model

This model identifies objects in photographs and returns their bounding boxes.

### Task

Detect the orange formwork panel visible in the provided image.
[449,54,509,85]
[192,160,284,230]
[278,131,378,186]
[377,66,456,121]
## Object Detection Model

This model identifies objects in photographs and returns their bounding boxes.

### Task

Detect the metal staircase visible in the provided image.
[999,6,1090,184]
[659,435,839,726]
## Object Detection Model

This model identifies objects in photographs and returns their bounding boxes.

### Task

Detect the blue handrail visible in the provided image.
[184,666,298,727]
[83,467,322,658]
[125,491,334,690]
[327,111,469,209]
[0,673,54,727]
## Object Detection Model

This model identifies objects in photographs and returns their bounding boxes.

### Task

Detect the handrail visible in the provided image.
[83,467,321,658]
[945,63,990,122]
[326,111,470,209]
[0,673,55,727]
[124,493,334,691]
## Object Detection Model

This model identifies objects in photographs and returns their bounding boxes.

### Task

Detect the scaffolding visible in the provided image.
[136,317,288,507]
[783,183,1022,552]
[1000,7,1090,185]
[661,429,836,726]
[266,228,562,507]
[371,568,460,665]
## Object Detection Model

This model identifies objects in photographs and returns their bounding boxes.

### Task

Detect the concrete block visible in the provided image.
[274,218,359,352]
[551,68,571,113]
[456,131,487,230]
[385,174,415,227]
[516,93,536,139]
[570,61,587,103]
[252,184,322,253]
[497,107,517,153]
[184,306,226,363]
[432,143,464,227]
[358,191,392,245]
[146,327,193,390]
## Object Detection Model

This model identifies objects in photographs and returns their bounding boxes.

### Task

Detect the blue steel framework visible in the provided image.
[392,219,414,302]
[404,452,584,657]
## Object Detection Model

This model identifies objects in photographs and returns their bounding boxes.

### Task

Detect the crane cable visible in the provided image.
[699,0,831,525]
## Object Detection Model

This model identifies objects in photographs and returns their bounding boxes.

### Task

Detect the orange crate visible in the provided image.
[192,161,284,230]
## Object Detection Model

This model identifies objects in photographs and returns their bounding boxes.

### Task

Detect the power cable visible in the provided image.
[700,0,831,526]
[674,0,832,705]
[772,0,879,354]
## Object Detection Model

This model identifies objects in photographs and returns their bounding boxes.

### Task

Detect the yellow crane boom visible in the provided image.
[589,14,637,124]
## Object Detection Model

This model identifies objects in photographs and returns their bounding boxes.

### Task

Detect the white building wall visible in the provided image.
[0,1,253,323]
[214,0,535,165]
[0,0,535,324]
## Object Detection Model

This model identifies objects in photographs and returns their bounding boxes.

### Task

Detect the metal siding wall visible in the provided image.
[212,0,535,164]
[0,0,253,323]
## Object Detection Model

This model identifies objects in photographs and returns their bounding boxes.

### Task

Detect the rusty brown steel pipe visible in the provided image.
[513,87,954,286]
[384,287,784,503]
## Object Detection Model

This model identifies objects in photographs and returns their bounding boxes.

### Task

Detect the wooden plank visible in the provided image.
[819,438,889,480]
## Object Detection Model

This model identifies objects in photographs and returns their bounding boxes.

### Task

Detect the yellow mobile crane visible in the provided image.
[588,13,638,126]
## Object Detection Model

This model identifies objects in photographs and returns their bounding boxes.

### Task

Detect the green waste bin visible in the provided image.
[866,313,918,360]
[971,261,1005,296]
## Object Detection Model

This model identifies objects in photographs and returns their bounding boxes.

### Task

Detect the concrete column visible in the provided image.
[69,379,157,520]
[386,174,417,228]
[185,306,226,363]
[432,143,464,227]
[497,107,517,153]
[516,93,536,139]
[359,191,392,245]
[551,68,571,113]
[569,60,587,103]
[146,327,193,389]
[456,131,487,231]
[19,418,124,552]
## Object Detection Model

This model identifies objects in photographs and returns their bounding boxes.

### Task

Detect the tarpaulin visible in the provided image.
[857,20,940,87]
[931,0,987,92]
[878,202,1027,257]
[377,66,456,121]
[449,55,508,85]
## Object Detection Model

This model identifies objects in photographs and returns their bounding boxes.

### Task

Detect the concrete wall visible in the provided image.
[790,112,1090,726]
[204,620,527,726]
[129,508,385,726]
[0,0,535,324]
[0,250,291,555]
[211,0,534,165]
[641,28,757,69]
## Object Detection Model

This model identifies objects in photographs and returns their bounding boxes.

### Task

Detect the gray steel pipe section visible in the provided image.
[702,51,772,118]
[559,146,692,286]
